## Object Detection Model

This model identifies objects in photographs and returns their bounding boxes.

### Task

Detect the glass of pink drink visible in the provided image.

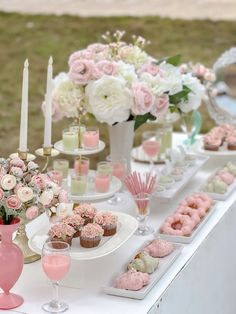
[142,131,161,170]
[108,158,127,205]
[42,241,71,313]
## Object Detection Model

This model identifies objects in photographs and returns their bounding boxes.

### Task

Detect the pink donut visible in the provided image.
[180,196,208,217]
[161,214,194,236]
[176,206,201,226]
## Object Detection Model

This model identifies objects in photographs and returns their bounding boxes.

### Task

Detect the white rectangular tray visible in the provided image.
[156,202,218,244]
[103,241,183,300]
[154,155,209,201]
[201,170,236,201]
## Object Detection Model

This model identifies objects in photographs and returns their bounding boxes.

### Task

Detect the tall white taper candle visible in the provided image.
[43,56,53,148]
[19,59,29,152]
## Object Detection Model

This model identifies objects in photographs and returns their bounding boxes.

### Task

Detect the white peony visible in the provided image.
[117,61,137,86]
[85,75,133,125]
[154,62,183,95]
[179,74,205,113]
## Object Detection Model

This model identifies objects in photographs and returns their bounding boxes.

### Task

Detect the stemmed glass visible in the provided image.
[42,241,71,313]
[133,192,154,236]
[180,111,202,151]
[142,131,161,170]
[108,158,127,205]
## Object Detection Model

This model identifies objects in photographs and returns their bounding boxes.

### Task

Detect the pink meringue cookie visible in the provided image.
[144,239,174,258]
[114,269,149,291]
[217,171,234,185]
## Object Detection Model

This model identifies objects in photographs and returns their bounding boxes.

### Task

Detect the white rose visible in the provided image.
[117,61,137,86]
[85,75,132,125]
[39,190,54,206]
[140,72,159,90]
[17,187,34,202]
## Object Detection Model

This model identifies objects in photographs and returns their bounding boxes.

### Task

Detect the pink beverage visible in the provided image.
[42,254,70,282]
[83,128,99,149]
[142,140,160,157]
[74,158,89,176]
[95,174,110,193]
[112,163,126,180]
[48,170,63,186]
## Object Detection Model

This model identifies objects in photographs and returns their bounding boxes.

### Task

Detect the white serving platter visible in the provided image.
[103,241,183,300]
[29,211,138,261]
[131,145,165,164]
[192,137,236,157]
[54,140,105,156]
[156,202,218,244]
[153,154,209,201]
[201,169,236,201]
[63,170,122,202]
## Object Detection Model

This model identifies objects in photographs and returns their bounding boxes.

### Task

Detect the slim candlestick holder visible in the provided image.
[9,149,36,162]
[35,146,60,173]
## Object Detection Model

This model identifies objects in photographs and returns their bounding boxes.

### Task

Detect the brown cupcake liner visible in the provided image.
[80,236,101,248]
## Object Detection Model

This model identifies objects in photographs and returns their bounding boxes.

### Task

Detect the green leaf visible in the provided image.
[166,54,181,66]
[134,113,156,131]
[169,85,191,105]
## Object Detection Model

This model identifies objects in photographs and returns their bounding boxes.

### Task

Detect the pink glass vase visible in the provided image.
[0,219,24,309]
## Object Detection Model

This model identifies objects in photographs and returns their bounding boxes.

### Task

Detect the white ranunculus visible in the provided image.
[154,62,183,95]
[117,61,137,86]
[85,75,132,125]
[179,74,205,113]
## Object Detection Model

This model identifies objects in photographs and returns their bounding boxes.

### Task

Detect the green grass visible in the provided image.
[0,12,236,165]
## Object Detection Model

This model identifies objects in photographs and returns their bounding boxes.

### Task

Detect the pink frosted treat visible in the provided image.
[114,269,149,291]
[180,196,207,218]
[176,206,201,226]
[161,214,194,236]
[144,239,174,258]
[203,135,221,151]
[48,223,76,246]
[191,193,213,212]
[216,171,234,185]
[74,203,97,224]
[80,223,104,248]
[63,214,85,238]
[94,211,118,236]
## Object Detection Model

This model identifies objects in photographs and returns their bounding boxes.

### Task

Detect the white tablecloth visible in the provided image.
[4,133,236,314]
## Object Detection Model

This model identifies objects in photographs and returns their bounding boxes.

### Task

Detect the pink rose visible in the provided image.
[193,64,206,77]
[150,94,169,117]
[6,195,22,210]
[140,63,160,76]
[31,174,46,190]
[69,59,97,85]
[0,188,4,201]
[132,83,154,115]
[10,166,23,178]
[58,190,69,203]
[204,70,216,82]
[179,63,188,74]
[25,205,39,220]
[96,61,118,76]
[68,49,94,66]
[10,158,26,170]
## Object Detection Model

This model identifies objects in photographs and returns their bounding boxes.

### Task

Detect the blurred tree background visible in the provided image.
[0,12,236,166]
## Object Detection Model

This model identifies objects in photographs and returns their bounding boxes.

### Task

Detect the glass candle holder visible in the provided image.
[62,129,77,151]
[69,124,86,148]
[74,157,90,176]
[53,159,69,179]
[95,172,110,193]
[83,127,99,149]
[71,174,87,196]
[97,161,112,177]
[47,170,63,186]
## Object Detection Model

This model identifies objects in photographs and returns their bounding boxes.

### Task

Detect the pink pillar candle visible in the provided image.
[83,127,99,149]
[74,157,90,176]
[95,173,110,193]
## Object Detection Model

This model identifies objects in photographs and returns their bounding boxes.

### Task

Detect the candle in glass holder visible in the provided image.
[69,124,86,147]
[97,161,112,177]
[95,173,110,193]
[53,159,69,179]
[112,161,127,181]
[71,174,87,195]
[47,170,63,186]
[74,157,90,176]
[83,127,99,149]
[62,129,77,151]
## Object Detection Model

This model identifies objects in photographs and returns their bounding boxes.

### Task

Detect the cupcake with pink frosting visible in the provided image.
[114,269,149,291]
[48,223,76,246]
[74,203,97,224]
[63,214,85,238]
[94,211,118,236]
[226,135,236,150]
[80,223,104,248]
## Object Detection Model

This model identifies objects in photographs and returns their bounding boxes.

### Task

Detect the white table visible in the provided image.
[8,134,236,314]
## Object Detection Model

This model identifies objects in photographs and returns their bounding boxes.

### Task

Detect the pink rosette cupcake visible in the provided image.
[80,223,104,248]
[226,135,236,150]
[63,214,85,238]
[74,203,97,225]
[94,211,118,236]
[48,223,76,247]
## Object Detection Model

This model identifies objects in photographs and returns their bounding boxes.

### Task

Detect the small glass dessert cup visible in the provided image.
[152,184,166,197]
[82,126,99,150]
[133,192,154,236]
[184,154,197,167]
[108,158,127,205]
[62,129,77,151]
[74,157,90,176]
[53,159,69,179]
[171,167,184,181]
[158,175,175,189]
[142,131,161,171]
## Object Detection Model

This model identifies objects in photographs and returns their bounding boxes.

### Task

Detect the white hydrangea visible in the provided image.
[117,61,137,86]
[85,75,133,125]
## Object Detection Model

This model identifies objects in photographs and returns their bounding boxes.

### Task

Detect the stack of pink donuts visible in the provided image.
[160,193,213,236]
